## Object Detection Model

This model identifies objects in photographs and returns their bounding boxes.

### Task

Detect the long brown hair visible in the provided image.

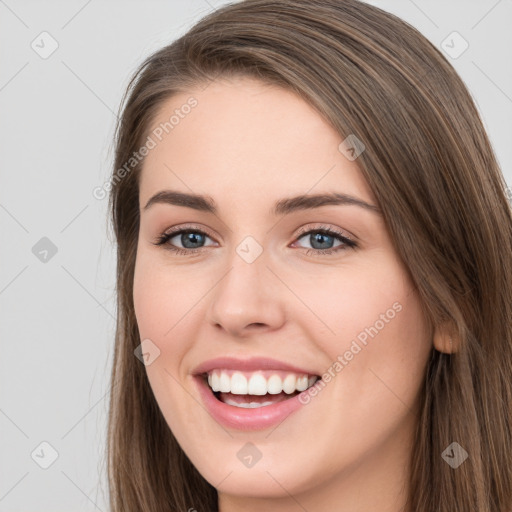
[106,1,512,510]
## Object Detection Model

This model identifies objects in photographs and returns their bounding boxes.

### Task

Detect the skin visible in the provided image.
[133,76,450,512]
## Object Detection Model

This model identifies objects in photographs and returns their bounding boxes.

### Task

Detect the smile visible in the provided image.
[192,357,323,430]
[206,369,320,408]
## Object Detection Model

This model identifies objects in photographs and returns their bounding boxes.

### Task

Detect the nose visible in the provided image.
[206,249,286,338]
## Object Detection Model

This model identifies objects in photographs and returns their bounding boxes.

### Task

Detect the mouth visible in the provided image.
[201,369,321,409]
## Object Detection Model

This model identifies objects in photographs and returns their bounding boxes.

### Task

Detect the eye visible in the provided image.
[292,224,357,256]
[152,224,217,256]
[152,223,358,256]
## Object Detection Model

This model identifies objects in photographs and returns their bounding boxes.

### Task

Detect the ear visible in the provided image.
[433,323,458,354]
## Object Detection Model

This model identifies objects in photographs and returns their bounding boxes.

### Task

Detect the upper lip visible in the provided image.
[192,356,320,376]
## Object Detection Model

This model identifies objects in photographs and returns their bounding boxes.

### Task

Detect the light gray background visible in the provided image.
[0,0,510,510]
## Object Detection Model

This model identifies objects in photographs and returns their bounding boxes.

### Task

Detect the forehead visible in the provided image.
[139,76,376,211]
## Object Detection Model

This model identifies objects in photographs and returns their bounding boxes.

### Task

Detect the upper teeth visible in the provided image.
[207,370,318,395]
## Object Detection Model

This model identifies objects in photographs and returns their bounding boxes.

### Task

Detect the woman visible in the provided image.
[106,0,512,510]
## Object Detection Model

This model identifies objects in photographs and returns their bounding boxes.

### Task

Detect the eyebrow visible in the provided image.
[143,190,381,216]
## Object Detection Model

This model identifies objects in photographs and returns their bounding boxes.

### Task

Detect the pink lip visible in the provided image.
[193,374,315,431]
[192,356,319,376]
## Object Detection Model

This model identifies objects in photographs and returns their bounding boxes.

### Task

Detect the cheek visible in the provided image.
[290,262,430,467]
[133,248,211,387]
[132,250,198,428]
[133,249,195,339]
[288,254,417,349]
[299,254,430,402]
[133,259,166,339]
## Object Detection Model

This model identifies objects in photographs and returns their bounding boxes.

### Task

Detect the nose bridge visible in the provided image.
[206,235,285,335]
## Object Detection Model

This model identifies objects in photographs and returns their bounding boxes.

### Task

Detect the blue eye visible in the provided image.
[152,224,357,256]
[294,227,357,255]
[153,227,216,255]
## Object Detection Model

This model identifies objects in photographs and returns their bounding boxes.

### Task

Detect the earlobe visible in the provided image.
[433,326,458,354]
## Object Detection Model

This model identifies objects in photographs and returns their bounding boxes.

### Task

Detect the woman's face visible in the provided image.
[133,76,432,507]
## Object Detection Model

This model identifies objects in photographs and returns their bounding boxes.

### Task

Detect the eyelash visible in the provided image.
[152,223,358,257]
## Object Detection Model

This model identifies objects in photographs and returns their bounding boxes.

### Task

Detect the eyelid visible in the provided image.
[158,222,355,243]
[294,223,356,242]
[162,223,218,240]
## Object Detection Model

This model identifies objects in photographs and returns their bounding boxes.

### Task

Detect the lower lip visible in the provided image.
[194,375,312,431]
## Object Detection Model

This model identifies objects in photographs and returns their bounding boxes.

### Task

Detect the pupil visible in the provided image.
[182,232,203,248]
[311,233,333,250]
